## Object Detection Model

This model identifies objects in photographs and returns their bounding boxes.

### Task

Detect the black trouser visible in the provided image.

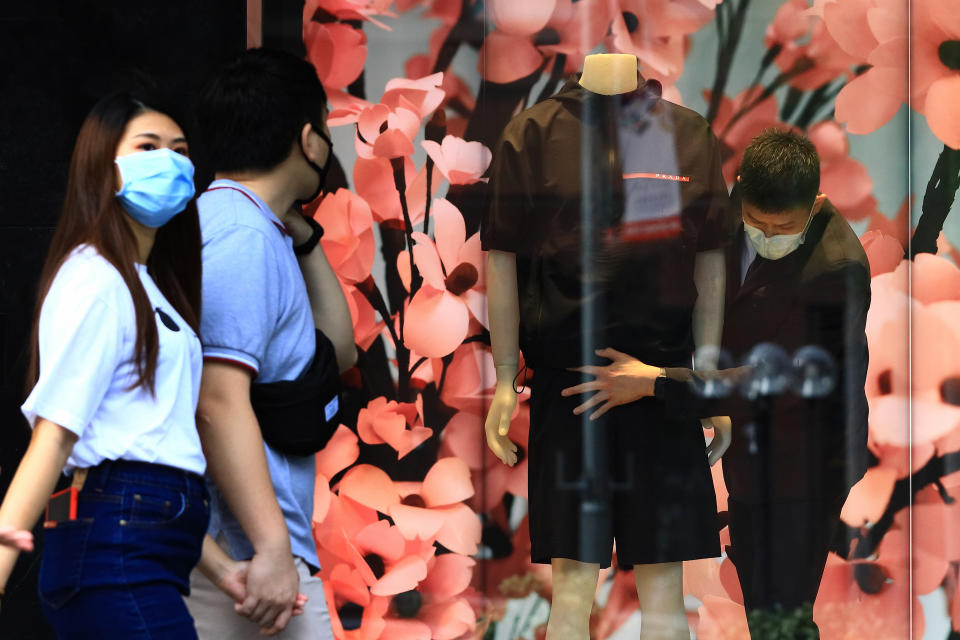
[726,497,843,630]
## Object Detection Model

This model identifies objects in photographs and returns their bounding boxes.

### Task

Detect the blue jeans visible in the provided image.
[38,460,210,639]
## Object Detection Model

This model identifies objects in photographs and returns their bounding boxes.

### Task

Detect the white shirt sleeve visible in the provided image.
[21,289,126,437]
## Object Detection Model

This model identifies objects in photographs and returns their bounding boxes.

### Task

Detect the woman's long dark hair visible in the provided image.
[26,91,202,396]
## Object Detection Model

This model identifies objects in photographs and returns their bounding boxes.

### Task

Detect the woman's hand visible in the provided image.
[561,348,661,420]
[0,526,33,552]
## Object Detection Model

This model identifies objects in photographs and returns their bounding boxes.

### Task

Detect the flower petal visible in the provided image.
[489,0,556,36]
[840,466,897,526]
[356,519,407,562]
[924,75,960,150]
[316,424,361,479]
[339,464,400,513]
[370,555,428,596]
[421,554,476,599]
[411,232,446,290]
[431,198,466,270]
[403,289,470,358]
[835,67,905,135]
[389,503,446,540]
[422,457,474,507]
[434,503,481,555]
[479,30,543,83]
[419,598,477,640]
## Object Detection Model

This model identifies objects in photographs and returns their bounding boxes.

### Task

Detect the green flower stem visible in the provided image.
[911,144,960,257]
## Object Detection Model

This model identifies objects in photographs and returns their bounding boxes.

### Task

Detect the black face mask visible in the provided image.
[297,127,334,205]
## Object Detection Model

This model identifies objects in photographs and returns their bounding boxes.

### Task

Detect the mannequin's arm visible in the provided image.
[691,248,730,462]
[484,250,520,466]
[692,249,725,370]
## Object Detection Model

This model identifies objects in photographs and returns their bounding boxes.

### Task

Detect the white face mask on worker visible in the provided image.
[743,200,815,260]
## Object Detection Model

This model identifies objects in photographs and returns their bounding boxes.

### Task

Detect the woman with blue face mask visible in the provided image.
[0,91,247,639]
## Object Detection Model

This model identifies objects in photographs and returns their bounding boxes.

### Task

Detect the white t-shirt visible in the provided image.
[21,245,206,475]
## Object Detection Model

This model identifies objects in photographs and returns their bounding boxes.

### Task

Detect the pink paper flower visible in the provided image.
[607,0,715,88]
[705,87,784,184]
[305,21,369,91]
[343,282,385,351]
[488,0,557,37]
[478,30,545,84]
[314,489,453,640]
[696,595,750,640]
[381,73,446,120]
[303,0,397,30]
[765,0,860,90]
[406,56,477,114]
[357,396,434,459]
[859,230,904,277]
[353,156,442,226]
[354,103,421,161]
[480,0,619,83]
[911,0,960,148]
[813,553,923,639]
[420,135,492,185]
[814,0,910,138]
[808,121,874,217]
[397,199,487,358]
[335,459,482,557]
[432,341,497,416]
[540,0,617,75]
[839,465,897,526]
[315,189,376,284]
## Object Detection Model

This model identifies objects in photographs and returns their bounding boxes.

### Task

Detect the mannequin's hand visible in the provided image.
[703,416,731,466]
[485,381,519,466]
[561,348,660,420]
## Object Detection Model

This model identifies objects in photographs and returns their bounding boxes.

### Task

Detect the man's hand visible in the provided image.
[215,559,308,624]
[703,416,731,466]
[561,348,661,420]
[279,206,314,245]
[485,380,519,466]
[236,549,300,636]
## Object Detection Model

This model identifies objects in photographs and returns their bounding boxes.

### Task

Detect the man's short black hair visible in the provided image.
[739,128,820,212]
[197,48,328,174]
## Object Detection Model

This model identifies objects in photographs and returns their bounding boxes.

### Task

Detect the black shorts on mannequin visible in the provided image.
[527,367,720,568]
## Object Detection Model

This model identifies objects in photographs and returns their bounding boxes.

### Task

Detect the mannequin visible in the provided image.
[483,53,728,640]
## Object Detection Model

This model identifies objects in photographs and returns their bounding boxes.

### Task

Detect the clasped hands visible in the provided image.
[484,348,731,467]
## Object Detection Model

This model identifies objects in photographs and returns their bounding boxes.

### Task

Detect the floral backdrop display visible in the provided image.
[299,0,960,638]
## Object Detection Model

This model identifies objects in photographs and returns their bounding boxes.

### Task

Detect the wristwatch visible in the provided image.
[293,216,324,256]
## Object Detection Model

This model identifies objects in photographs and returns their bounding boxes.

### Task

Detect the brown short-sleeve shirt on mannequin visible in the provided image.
[482,77,729,369]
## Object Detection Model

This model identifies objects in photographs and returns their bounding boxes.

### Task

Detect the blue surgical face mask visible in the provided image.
[115,148,196,228]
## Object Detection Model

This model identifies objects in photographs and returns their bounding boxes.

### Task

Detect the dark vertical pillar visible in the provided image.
[0,3,245,637]
[262,0,306,57]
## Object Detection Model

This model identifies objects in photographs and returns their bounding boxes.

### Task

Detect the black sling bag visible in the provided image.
[249,330,341,456]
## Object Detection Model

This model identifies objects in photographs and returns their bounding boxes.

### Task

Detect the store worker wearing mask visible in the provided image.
[564,128,871,635]
[184,49,355,639]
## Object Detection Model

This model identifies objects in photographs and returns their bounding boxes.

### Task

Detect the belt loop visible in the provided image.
[71,468,89,491]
